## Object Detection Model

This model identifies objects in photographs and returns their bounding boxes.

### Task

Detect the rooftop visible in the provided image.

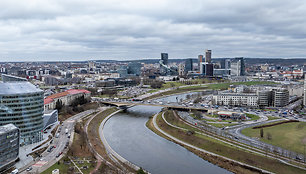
[44,89,90,104]
[0,123,18,135]
[0,82,43,95]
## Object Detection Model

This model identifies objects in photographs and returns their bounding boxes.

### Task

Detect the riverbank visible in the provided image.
[86,107,139,173]
[147,110,306,174]
[142,80,276,101]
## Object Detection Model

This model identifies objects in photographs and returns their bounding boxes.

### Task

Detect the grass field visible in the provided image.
[144,81,276,100]
[245,113,260,121]
[267,116,279,121]
[206,81,276,90]
[208,123,239,128]
[154,110,305,174]
[241,121,306,154]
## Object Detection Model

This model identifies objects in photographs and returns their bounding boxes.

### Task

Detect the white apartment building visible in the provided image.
[213,92,258,107]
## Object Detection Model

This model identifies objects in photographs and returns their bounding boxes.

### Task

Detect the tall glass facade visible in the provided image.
[0,82,44,145]
[0,124,19,171]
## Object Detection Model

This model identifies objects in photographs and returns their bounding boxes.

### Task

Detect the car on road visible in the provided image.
[26,167,32,171]
[56,152,63,158]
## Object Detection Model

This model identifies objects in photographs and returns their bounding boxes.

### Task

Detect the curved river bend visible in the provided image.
[103,93,231,174]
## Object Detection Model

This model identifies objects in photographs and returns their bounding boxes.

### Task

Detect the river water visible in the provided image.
[103,92,231,174]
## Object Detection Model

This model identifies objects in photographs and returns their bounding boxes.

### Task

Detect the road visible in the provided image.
[20,109,95,174]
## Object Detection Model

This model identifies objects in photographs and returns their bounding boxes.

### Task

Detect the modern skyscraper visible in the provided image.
[128,62,142,76]
[205,49,212,63]
[0,77,44,145]
[200,62,214,76]
[230,57,245,76]
[185,58,193,73]
[225,59,231,69]
[198,55,203,69]
[161,53,168,65]
[160,53,169,75]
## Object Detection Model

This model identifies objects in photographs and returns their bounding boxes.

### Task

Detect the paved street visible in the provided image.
[20,109,95,174]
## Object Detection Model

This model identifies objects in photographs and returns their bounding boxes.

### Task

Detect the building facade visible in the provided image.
[213,92,258,107]
[0,82,44,145]
[44,89,91,111]
[231,57,245,76]
[205,49,212,63]
[128,62,142,76]
[200,63,214,76]
[198,55,203,69]
[0,124,19,172]
[160,53,169,75]
[273,89,289,107]
[258,90,272,107]
[185,58,193,73]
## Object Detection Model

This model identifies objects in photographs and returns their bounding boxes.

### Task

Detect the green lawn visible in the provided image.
[41,160,72,174]
[267,116,279,121]
[208,123,238,128]
[246,113,260,121]
[156,110,305,174]
[241,122,306,154]
[206,81,276,90]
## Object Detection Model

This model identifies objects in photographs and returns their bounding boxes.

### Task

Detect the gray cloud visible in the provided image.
[0,0,305,61]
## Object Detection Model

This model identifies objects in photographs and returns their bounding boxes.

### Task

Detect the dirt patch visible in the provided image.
[253,120,299,129]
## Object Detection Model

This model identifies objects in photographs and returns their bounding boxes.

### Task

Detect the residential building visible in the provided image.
[213,92,258,107]
[178,63,185,76]
[0,124,19,172]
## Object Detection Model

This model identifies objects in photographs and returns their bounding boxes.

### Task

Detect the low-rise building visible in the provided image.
[213,92,258,107]
[44,89,91,111]
[273,89,289,107]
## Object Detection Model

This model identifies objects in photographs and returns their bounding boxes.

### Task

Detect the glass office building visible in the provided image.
[0,82,44,145]
[0,124,19,172]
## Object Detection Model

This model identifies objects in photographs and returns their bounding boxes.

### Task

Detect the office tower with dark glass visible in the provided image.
[205,49,212,63]
[160,53,169,75]
[161,53,168,66]
[185,58,193,73]
[128,62,142,76]
[0,124,19,172]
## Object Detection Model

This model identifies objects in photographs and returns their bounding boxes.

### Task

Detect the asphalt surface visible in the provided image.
[20,109,95,174]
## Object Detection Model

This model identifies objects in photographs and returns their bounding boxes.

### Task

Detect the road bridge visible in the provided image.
[100,101,209,112]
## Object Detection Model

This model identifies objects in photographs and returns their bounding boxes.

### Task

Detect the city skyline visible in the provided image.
[0,0,306,61]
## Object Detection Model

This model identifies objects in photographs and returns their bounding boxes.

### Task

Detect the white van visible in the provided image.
[11,169,18,174]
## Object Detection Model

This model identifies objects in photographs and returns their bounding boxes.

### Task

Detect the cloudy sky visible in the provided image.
[0,0,306,61]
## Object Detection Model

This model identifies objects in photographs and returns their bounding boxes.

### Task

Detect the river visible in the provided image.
[103,92,231,174]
